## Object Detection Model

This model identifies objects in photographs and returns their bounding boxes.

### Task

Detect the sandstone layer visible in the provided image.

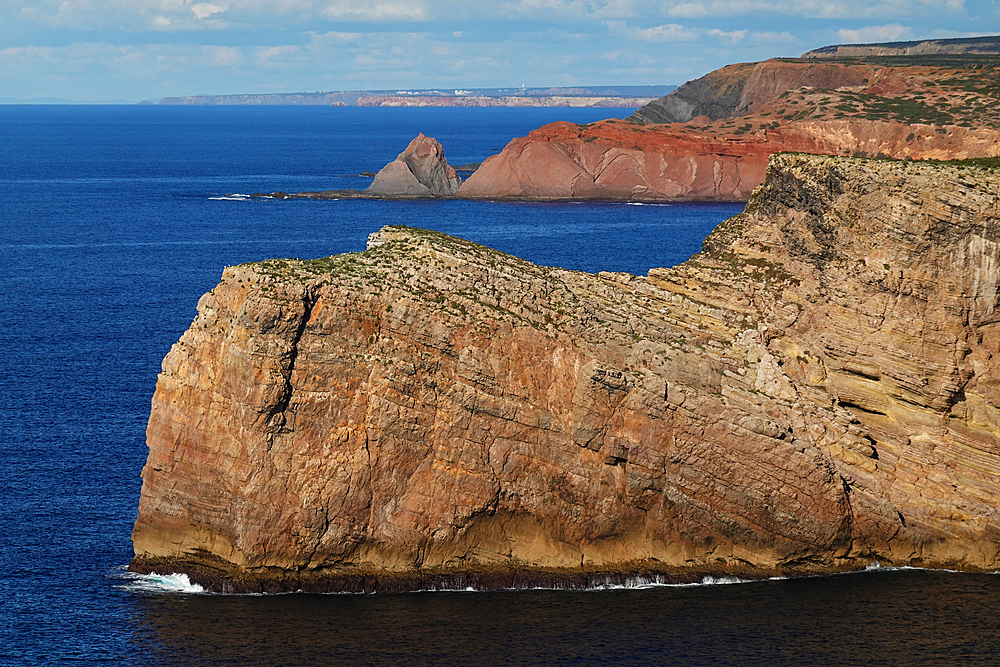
[456,118,1000,201]
[132,154,1000,591]
[457,56,1000,201]
[366,133,461,197]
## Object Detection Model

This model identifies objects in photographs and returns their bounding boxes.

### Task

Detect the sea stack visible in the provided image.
[132,154,1000,592]
[366,133,462,197]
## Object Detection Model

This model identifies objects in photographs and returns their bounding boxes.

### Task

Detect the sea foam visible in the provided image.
[117,570,206,594]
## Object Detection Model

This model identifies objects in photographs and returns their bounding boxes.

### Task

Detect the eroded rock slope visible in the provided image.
[133,154,1000,590]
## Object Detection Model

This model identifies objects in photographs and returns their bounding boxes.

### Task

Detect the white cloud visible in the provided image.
[191,3,228,19]
[749,30,799,43]
[708,28,747,42]
[605,20,698,41]
[663,0,970,19]
[322,1,428,21]
[636,23,698,40]
[666,0,768,19]
[254,45,299,65]
[204,44,243,65]
[837,23,913,43]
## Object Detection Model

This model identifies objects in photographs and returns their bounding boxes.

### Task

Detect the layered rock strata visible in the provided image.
[366,133,461,197]
[133,155,1000,591]
[804,35,1000,58]
[456,56,1000,201]
[456,118,1000,201]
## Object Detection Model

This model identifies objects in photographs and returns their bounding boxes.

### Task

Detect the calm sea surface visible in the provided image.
[1,105,997,666]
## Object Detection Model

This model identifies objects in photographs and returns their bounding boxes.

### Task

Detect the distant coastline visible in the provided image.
[158,85,675,107]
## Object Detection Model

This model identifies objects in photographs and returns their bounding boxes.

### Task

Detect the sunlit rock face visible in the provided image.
[457,118,1000,201]
[366,133,462,197]
[132,154,1000,591]
[460,58,1000,202]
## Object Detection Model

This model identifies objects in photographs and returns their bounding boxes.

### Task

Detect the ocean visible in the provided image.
[1,105,998,666]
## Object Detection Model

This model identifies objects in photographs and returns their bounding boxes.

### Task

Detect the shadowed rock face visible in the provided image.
[629,59,876,125]
[132,155,1000,591]
[366,133,462,197]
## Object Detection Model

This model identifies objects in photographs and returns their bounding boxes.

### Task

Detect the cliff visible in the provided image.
[803,35,1000,58]
[356,95,655,108]
[456,118,1000,201]
[458,56,1000,201]
[131,154,1000,592]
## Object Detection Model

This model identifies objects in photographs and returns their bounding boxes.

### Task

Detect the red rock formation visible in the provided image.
[459,56,1000,201]
[132,155,1000,591]
[457,118,1000,201]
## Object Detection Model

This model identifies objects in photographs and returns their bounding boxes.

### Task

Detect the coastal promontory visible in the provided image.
[457,47,1000,200]
[131,154,1000,592]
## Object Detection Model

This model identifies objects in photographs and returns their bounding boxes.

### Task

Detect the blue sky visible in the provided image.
[1,0,997,102]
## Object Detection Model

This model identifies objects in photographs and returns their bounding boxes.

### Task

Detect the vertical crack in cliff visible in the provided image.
[265,287,317,435]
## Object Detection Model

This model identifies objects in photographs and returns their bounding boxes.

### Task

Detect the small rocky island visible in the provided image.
[132,153,1000,592]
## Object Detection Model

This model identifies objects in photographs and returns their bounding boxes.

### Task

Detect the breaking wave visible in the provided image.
[114,569,207,594]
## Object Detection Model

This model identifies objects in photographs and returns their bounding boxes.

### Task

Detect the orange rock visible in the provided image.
[133,155,1000,590]
[457,118,1000,201]
[459,57,1000,201]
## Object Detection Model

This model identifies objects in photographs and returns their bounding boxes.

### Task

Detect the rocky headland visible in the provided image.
[457,52,1000,201]
[279,41,1000,203]
[132,153,1000,592]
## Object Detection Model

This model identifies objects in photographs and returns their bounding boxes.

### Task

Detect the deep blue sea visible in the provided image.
[2,105,999,666]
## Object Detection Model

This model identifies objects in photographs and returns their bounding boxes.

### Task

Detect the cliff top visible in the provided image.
[803,34,1000,58]
[255,153,1000,283]
[631,53,1000,129]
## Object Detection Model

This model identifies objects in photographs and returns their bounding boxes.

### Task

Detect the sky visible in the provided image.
[0,0,998,102]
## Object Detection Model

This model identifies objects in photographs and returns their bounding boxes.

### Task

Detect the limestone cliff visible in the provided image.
[132,155,1000,592]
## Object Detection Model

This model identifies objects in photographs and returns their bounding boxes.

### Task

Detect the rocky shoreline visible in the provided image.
[128,554,902,595]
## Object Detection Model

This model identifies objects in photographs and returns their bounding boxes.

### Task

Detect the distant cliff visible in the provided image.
[132,155,1000,592]
[457,55,1000,201]
[803,34,1000,58]
[158,86,672,107]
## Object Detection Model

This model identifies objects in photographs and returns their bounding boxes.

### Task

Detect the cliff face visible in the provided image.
[455,56,1000,202]
[803,35,1000,58]
[630,59,876,124]
[133,155,1000,590]
[456,119,1000,201]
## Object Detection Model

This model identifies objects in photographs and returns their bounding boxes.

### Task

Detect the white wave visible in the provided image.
[209,194,253,201]
[625,202,671,207]
[117,571,206,594]
[586,573,770,591]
